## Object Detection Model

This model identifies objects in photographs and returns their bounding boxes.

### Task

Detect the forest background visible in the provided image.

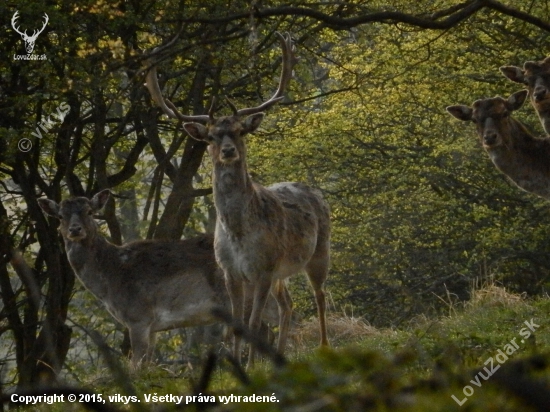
[1,0,549,390]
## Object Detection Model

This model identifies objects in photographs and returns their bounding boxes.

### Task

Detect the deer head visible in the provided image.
[500,58,550,101]
[11,11,49,54]
[500,57,550,134]
[144,32,296,164]
[38,190,110,242]
[446,90,528,149]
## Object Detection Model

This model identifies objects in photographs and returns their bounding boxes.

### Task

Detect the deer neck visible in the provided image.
[534,98,550,134]
[63,233,115,299]
[212,158,256,236]
[485,118,525,166]
[487,117,550,198]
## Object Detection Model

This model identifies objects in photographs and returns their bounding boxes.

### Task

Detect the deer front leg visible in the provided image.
[225,273,245,362]
[247,277,272,369]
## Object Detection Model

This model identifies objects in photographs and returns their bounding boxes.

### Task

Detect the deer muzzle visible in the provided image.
[220,136,239,162]
[482,118,499,147]
[67,217,86,239]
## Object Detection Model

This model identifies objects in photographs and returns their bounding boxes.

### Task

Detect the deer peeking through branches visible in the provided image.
[500,57,550,134]
[144,32,330,367]
[38,190,281,369]
[447,90,550,200]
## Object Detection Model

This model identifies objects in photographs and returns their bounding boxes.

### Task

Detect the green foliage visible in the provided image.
[62,290,550,412]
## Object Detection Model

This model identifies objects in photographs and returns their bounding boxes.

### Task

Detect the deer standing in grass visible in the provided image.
[38,190,279,368]
[447,90,550,199]
[145,33,330,367]
[500,57,550,134]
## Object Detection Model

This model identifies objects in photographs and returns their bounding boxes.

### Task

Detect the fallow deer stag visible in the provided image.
[500,57,550,134]
[145,32,330,367]
[37,190,279,368]
[447,90,550,199]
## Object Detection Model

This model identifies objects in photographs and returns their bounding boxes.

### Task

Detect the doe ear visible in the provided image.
[91,189,110,212]
[523,60,541,73]
[500,66,526,84]
[37,198,61,218]
[242,113,265,134]
[507,90,528,111]
[446,105,473,122]
[183,122,209,141]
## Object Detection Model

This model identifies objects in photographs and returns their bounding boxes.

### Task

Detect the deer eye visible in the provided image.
[88,210,93,215]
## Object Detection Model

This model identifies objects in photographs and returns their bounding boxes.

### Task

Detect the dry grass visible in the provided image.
[467,283,527,308]
[289,312,381,349]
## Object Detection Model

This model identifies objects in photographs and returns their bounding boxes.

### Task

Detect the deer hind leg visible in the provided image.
[129,325,152,369]
[147,331,156,362]
[305,254,329,347]
[225,273,245,361]
[271,279,292,354]
[247,276,272,369]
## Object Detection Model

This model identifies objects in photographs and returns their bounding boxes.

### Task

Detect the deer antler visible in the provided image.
[144,32,296,123]
[143,50,211,124]
[235,32,297,117]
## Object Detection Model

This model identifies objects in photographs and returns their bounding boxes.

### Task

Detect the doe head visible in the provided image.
[183,112,265,165]
[501,57,550,103]
[446,90,528,149]
[38,190,110,241]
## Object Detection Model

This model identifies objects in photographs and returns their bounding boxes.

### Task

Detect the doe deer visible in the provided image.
[144,32,330,367]
[447,90,550,199]
[500,57,550,134]
[38,190,282,368]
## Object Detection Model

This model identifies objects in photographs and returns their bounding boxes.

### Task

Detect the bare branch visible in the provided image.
[178,1,550,33]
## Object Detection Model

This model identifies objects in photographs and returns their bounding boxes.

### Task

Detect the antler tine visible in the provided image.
[143,53,210,123]
[225,97,239,116]
[208,97,217,122]
[236,32,296,117]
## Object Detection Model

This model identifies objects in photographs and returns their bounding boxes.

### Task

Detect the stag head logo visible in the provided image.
[11,11,49,54]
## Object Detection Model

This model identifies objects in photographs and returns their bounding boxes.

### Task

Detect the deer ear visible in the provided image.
[91,189,110,211]
[242,113,265,134]
[507,90,528,111]
[523,61,540,73]
[37,199,61,218]
[183,123,209,141]
[446,105,473,121]
[500,66,526,84]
